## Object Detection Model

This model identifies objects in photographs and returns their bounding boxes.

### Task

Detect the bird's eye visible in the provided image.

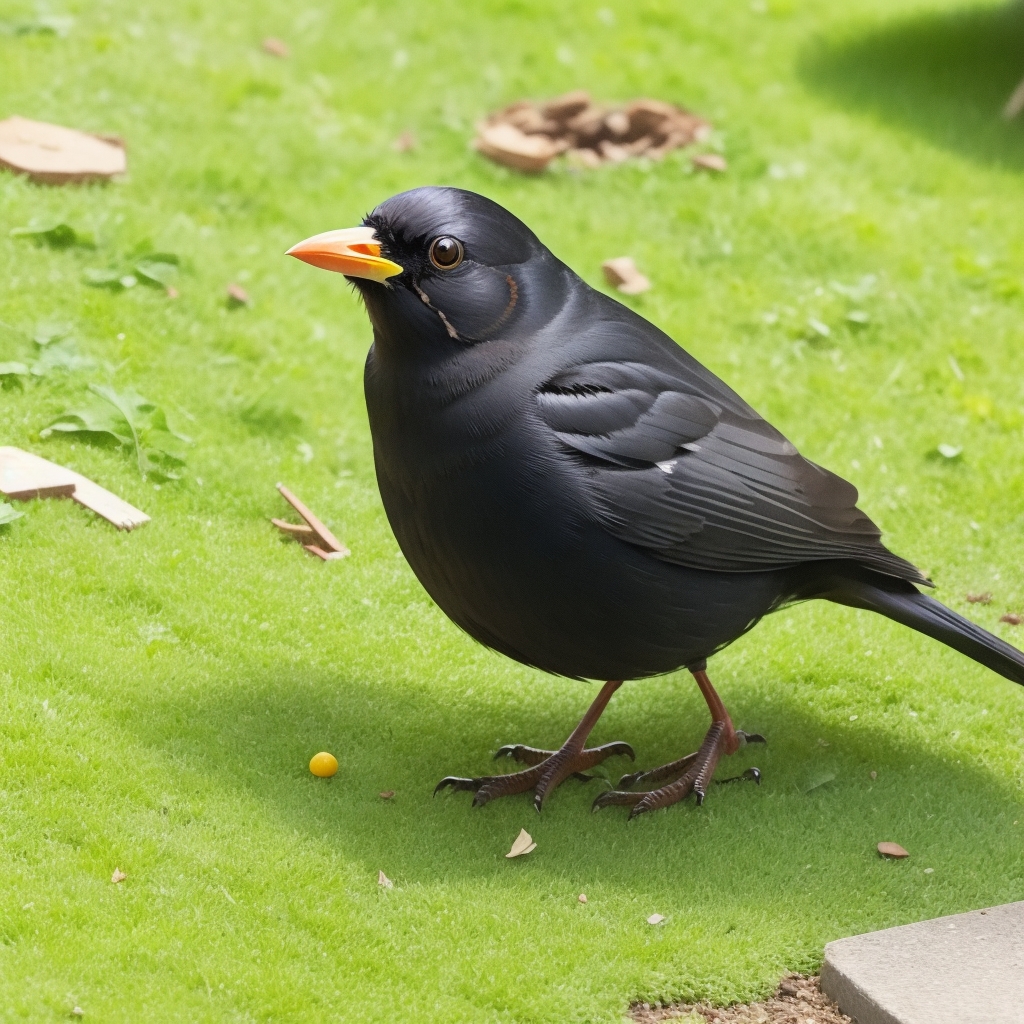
[429,236,464,270]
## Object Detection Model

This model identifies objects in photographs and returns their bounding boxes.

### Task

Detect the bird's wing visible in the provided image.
[535,360,928,583]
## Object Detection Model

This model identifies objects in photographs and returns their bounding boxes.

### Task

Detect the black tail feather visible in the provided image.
[818,569,1024,687]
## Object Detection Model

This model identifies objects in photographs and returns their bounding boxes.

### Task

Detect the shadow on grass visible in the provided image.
[800,1,1024,170]
[127,658,1024,943]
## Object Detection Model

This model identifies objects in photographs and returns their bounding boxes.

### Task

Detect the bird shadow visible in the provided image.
[126,653,1024,941]
[799,1,1024,170]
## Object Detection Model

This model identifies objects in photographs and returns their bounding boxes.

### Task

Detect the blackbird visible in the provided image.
[288,186,1024,818]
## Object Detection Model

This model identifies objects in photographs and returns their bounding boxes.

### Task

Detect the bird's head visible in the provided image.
[287,187,567,352]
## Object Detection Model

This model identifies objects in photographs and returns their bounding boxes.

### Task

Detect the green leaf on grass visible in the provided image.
[0,15,74,36]
[83,268,125,288]
[134,258,178,287]
[41,384,191,480]
[10,220,94,249]
[0,501,24,526]
[0,361,30,381]
[30,337,94,376]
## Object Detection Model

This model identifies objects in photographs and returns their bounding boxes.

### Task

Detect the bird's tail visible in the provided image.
[801,566,1024,687]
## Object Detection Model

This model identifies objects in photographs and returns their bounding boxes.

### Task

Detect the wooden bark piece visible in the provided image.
[0,447,149,529]
[0,116,126,184]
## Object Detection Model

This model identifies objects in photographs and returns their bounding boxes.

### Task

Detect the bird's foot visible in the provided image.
[434,739,635,811]
[592,723,763,819]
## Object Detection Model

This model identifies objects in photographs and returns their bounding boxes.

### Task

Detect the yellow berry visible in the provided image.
[309,751,338,778]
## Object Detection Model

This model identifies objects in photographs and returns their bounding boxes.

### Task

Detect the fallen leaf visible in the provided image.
[377,870,393,889]
[505,828,537,858]
[602,256,651,295]
[262,37,289,57]
[133,254,179,288]
[0,501,24,526]
[647,913,665,925]
[578,893,588,904]
[966,592,992,604]
[111,868,126,883]
[42,384,190,480]
[1000,613,1022,626]
[691,153,727,172]
[227,283,250,306]
[0,362,29,386]
[877,841,909,859]
[9,219,94,248]
[379,790,395,799]
[803,770,835,793]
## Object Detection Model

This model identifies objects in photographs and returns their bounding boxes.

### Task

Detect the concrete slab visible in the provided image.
[821,901,1024,1024]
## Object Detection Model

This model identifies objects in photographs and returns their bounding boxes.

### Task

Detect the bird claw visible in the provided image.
[716,766,761,786]
[433,775,483,796]
[736,731,767,747]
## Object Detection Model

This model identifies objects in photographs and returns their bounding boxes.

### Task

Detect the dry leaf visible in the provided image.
[602,257,651,295]
[262,37,289,58]
[111,868,126,883]
[505,828,537,858]
[877,842,909,859]
[227,283,250,306]
[379,790,395,799]
[691,153,728,172]
[647,913,665,925]
[578,893,588,904]
[377,870,393,889]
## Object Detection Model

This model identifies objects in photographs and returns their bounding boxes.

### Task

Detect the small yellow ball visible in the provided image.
[309,751,338,778]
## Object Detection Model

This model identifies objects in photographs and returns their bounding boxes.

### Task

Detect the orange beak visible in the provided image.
[286,226,403,283]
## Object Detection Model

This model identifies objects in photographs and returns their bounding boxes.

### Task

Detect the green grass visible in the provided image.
[2,0,1024,1020]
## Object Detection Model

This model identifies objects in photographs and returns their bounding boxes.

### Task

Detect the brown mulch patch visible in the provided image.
[630,975,852,1024]
[473,90,712,172]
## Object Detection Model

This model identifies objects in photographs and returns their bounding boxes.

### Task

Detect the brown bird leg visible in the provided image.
[593,662,763,818]
[434,680,634,811]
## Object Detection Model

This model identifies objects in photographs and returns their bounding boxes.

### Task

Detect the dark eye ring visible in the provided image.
[429,236,464,270]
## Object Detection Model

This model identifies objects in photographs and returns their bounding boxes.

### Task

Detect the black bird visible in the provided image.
[287,186,1024,818]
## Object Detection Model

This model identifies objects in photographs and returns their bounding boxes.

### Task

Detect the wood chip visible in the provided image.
[877,841,909,859]
[0,116,126,184]
[226,283,250,306]
[966,592,993,604]
[379,790,395,800]
[275,482,350,558]
[0,447,149,529]
[261,37,289,58]
[1000,613,1022,626]
[111,868,126,883]
[505,828,537,858]
[692,153,728,172]
[377,870,393,889]
[602,256,651,295]
[473,123,565,172]
[646,913,665,925]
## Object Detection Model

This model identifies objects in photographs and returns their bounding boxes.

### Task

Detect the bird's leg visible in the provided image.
[593,663,764,818]
[434,680,635,811]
